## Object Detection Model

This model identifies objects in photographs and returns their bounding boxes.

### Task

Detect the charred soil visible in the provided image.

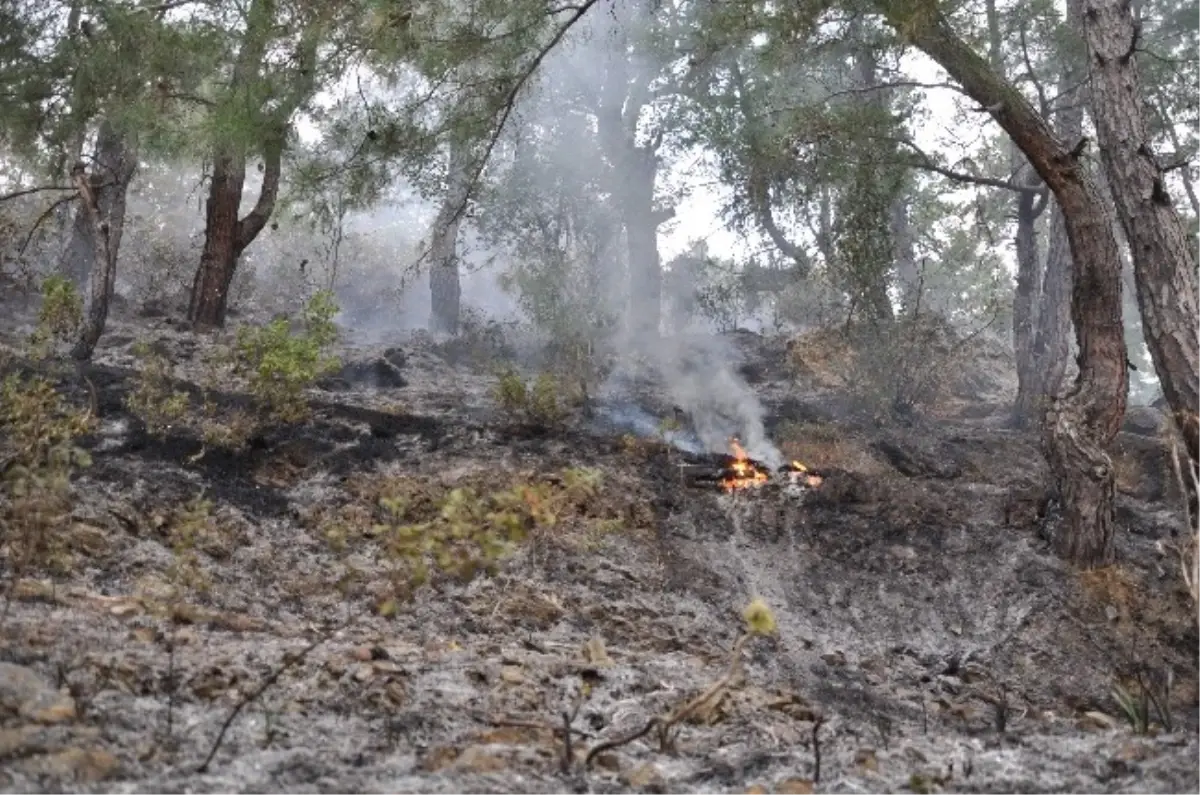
[0,306,1196,794]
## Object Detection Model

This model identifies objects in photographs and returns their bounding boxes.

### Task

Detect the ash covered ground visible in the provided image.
[0,298,1196,794]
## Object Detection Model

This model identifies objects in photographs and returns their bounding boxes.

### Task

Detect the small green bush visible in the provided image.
[234,290,341,423]
[492,368,568,427]
[29,276,82,357]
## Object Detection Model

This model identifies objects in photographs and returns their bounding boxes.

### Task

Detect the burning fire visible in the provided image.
[718,439,824,492]
[721,438,770,492]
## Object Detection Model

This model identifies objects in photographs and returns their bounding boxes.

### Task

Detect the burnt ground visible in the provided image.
[0,302,1197,794]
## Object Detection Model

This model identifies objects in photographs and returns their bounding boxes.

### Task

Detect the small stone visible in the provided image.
[1078,710,1119,731]
[821,650,846,667]
[744,786,768,795]
[500,666,525,684]
[351,646,374,662]
[353,664,375,683]
[625,762,665,789]
[775,779,815,794]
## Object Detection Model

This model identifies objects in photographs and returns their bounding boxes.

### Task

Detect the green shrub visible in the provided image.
[492,368,568,427]
[28,276,82,358]
[234,290,341,423]
[0,374,94,586]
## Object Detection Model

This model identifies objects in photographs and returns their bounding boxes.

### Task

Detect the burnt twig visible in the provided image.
[196,625,340,773]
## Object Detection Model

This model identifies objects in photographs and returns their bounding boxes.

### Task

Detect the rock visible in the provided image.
[0,663,77,724]
[499,666,525,685]
[776,779,815,794]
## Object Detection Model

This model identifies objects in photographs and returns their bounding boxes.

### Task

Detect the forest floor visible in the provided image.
[0,298,1197,794]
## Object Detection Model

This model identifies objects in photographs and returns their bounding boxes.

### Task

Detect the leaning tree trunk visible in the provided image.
[188,132,283,328]
[875,0,1128,567]
[70,120,137,361]
[1081,0,1200,471]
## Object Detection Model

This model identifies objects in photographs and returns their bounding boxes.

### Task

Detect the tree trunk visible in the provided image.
[428,143,468,335]
[874,0,1128,567]
[622,151,664,337]
[595,13,669,340]
[890,193,919,312]
[187,0,292,329]
[189,131,283,328]
[1010,186,1043,425]
[1081,0,1200,470]
[1017,12,1084,425]
[71,120,137,361]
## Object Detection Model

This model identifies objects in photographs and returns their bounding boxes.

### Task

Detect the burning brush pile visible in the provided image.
[685,439,824,495]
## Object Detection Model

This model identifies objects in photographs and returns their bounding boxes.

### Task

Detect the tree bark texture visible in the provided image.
[70,120,137,361]
[188,132,282,328]
[187,0,316,328]
[875,0,1128,567]
[1081,0,1200,471]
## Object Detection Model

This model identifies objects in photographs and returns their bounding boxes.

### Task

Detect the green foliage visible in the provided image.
[28,276,82,358]
[0,374,94,587]
[126,342,190,439]
[493,368,569,426]
[234,290,341,423]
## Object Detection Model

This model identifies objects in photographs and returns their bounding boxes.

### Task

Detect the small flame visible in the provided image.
[720,437,770,492]
[784,459,823,488]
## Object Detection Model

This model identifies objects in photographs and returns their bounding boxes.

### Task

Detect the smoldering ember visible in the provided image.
[0,0,1197,792]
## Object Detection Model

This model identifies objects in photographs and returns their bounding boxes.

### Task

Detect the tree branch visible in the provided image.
[0,184,78,203]
[896,138,1043,194]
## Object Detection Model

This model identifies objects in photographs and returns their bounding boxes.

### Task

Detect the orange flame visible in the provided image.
[720,438,770,492]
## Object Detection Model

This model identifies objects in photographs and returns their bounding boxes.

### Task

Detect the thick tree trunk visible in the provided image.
[875,0,1128,567]
[596,14,669,339]
[1081,0,1200,470]
[70,120,137,361]
[428,145,467,335]
[189,131,283,328]
[187,0,293,329]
